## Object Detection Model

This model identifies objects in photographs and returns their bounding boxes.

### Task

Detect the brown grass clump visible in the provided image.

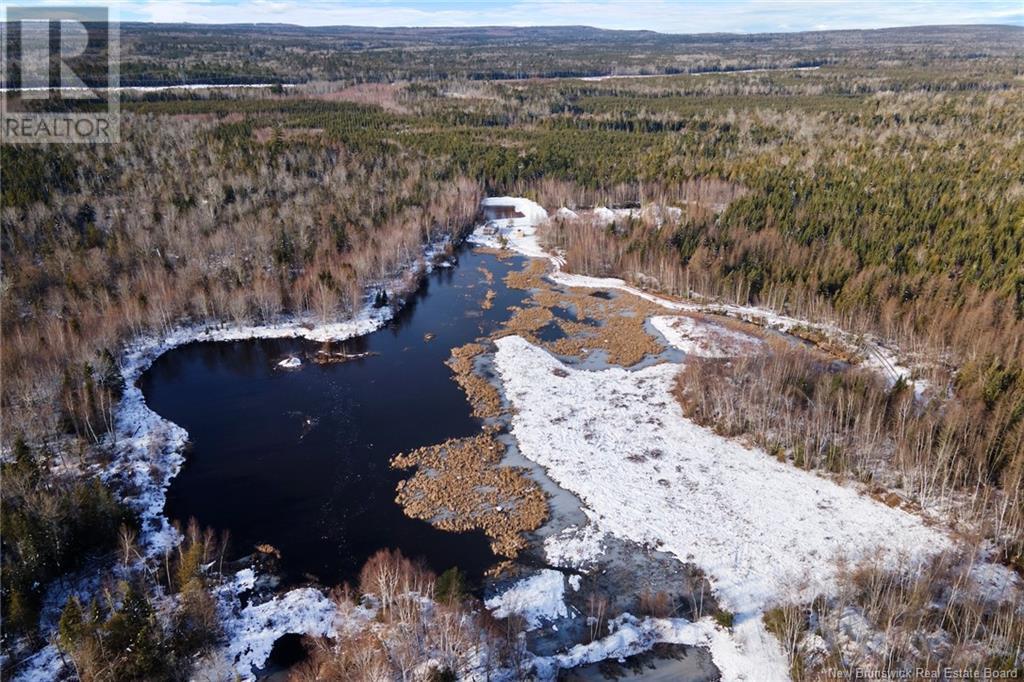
[482,289,496,310]
[447,343,503,419]
[503,258,549,290]
[472,246,514,260]
[501,260,665,366]
[392,432,548,558]
[501,306,554,336]
[637,589,674,618]
[547,314,663,366]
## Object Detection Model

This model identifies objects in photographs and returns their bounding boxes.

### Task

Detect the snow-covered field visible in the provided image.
[493,334,951,679]
[649,314,763,358]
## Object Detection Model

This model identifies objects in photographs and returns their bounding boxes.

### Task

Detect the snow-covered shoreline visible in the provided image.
[11,308,397,682]
[12,240,460,681]
[111,304,397,558]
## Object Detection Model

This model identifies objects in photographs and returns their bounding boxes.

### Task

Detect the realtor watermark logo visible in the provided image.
[1,5,119,143]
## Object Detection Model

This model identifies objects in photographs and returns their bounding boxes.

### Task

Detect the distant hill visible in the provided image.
[100,23,1024,85]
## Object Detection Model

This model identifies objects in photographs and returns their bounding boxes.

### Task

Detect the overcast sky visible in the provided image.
[8,0,1024,32]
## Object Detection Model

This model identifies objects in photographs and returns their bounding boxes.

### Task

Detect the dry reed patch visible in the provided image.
[472,246,515,260]
[482,289,496,310]
[530,287,566,309]
[547,314,663,366]
[447,343,503,419]
[502,260,665,366]
[503,258,549,290]
[392,432,548,558]
[501,306,554,337]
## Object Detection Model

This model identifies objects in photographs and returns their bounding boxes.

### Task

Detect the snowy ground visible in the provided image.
[535,613,778,681]
[493,334,952,680]
[649,315,763,358]
[469,196,565,265]
[485,570,571,631]
[543,524,606,571]
[549,270,928,394]
[220,584,361,679]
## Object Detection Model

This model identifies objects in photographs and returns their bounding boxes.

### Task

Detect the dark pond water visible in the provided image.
[140,247,529,588]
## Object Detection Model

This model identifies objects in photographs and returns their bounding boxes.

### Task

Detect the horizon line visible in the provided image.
[5,20,1023,35]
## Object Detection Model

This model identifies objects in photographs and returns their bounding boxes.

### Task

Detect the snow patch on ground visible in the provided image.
[277,356,302,369]
[969,555,1023,607]
[591,206,639,225]
[650,315,763,358]
[233,568,257,592]
[9,645,64,682]
[534,613,785,681]
[470,196,564,264]
[544,524,606,571]
[223,587,345,679]
[486,570,569,630]
[494,334,951,677]
[860,340,932,399]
